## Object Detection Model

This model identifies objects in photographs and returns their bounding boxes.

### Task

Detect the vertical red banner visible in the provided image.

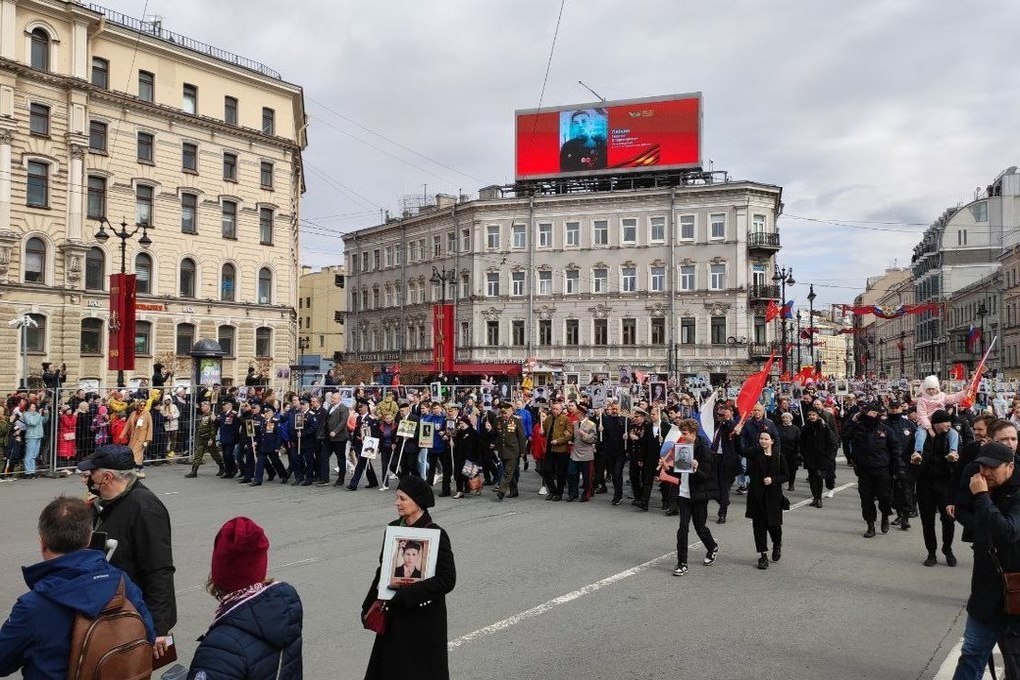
[432,303,454,374]
[108,273,123,372]
[108,273,138,372]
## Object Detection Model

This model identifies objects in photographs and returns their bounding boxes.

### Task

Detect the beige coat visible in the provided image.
[126,409,153,464]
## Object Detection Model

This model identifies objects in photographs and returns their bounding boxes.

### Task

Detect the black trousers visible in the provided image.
[807,468,835,499]
[428,448,453,495]
[629,457,643,500]
[593,448,607,488]
[715,454,731,514]
[543,452,570,496]
[676,497,716,564]
[856,467,893,523]
[784,453,799,486]
[916,480,955,554]
[321,439,346,485]
[639,452,659,505]
[255,449,286,482]
[894,474,916,515]
[751,514,782,553]
[607,453,626,501]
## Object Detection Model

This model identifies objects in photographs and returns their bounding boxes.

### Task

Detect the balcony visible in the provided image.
[748,283,780,301]
[748,341,782,360]
[747,231,781,254]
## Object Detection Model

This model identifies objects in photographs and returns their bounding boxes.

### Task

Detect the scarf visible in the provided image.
[214,580,276,623]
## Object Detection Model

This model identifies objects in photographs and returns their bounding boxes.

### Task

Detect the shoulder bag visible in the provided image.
[991,547,1020,616]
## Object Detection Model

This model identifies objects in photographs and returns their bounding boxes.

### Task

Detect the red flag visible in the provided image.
[950,363,965,381]
[795,366,814,384]
[737,353,775,423]
[961,337,997,408]
[765,300,780,323]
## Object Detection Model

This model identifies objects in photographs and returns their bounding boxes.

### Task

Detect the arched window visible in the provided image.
[179,258,196,297]
[29,28,49,71]
[25,313,46,352]
[257,267,272,304]
[255,326,272,357]
[80,318,103,354]
[24,237,46,283]
[175,323,195,355]
[84,247,105,291]
[218,325,235,357]
[135,253,152,294]
[220,263,236,301]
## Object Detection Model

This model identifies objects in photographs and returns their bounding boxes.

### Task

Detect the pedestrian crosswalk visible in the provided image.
[934,638,1002,679]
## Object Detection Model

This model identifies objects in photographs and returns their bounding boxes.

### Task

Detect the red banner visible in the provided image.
[108,273,137,372]
[432,303,454,375]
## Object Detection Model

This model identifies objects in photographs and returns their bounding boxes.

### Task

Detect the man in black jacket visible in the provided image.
[846,401,903,538]
[78,444,175,657]
[628,409,659,511]
[710,404,742,523]
[886,401,917,530]
[911,410,958,566]
[598,401,628,506]
[951,442,1020,679]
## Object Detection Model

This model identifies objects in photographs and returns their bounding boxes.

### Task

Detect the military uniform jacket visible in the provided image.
[494,415,526,460]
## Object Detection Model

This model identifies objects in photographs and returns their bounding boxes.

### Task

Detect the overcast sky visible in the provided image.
[98,0,1020,310]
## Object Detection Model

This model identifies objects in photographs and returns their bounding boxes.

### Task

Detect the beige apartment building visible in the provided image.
[853,268,912,377]
[0,0,306,389]
[298,264,346,364]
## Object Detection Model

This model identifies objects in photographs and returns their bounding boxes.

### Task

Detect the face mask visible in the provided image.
[85,473,101,496]
[861,414,876,425]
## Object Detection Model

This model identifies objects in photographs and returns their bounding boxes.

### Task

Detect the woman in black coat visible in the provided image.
[745,430,788,570]
[799,408,839,508]
[452,416,480,498]
[777,413,800,491]
[362,475,456,680]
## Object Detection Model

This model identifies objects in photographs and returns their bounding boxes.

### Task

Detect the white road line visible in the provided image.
[934,638,998,680]
[448,482,857,651]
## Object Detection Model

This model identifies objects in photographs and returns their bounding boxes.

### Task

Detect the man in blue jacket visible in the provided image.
[0,496,155,679]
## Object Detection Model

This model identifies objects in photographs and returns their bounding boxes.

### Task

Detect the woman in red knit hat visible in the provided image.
[188,517,304,679]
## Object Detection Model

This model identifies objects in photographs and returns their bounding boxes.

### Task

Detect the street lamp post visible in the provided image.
[773,265,795,375]
[298,337,309,388]
[807,284,817,370]
[94,217,152,388]
[977,301,988,365]
[899,330,905,377]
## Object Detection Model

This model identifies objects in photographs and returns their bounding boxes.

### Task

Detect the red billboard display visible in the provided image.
[515,93,702,180]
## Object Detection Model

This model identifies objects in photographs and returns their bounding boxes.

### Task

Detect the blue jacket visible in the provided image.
[516,408,533,440]
[0,549,155,680]
[21,411,48,440]
[188,581,303,680]
[421,413,448,452]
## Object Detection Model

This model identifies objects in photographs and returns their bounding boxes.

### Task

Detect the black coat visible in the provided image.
[777,423,800,467]
[799,419,838,473]
[686,438,719,503]
[847,417,903,475]
[710,420,742,480]
[744,447,787,526]
[913,429,956,495]
[362,511,456,680]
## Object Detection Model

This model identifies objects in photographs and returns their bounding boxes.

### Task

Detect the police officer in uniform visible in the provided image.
[885,400,917,530]
[494,402,526,501]
[184,401,222,478]
[846,401,903,538]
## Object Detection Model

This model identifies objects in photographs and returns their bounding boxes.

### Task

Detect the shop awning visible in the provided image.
[447,362,522,377]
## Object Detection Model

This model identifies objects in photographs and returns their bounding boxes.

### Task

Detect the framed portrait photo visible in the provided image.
[377,525,441,601]
[673,442,695,473]
[418,421,435,449]
[397,419,418,439]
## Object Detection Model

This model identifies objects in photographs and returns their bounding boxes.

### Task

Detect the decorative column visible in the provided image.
[0,129,11,230]
[67,144,84,241]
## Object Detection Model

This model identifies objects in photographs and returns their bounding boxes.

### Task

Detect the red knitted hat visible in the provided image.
[211,517,270,593]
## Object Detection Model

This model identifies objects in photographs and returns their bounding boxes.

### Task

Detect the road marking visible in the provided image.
[448,482,858,651]
[934,638,998,679]
[161,491,179,496]
[175,557,318,596]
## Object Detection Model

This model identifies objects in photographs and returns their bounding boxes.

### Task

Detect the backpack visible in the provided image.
[67,576,153,680]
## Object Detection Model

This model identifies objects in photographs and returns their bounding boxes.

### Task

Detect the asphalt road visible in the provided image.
[0,464,974,679]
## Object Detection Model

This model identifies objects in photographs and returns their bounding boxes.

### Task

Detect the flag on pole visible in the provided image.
[961,336,998,408]
[698,390,717,445]
[966,325,983,353]
[781,301,795,319]
[765,300,780,322]
[737,353,776,424]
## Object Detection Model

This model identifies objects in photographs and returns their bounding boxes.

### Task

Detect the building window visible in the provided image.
[538,319,552,346]
[651,317,666,345]
[538,270,552,295]
[751,263,767,287]
[460,228,471,253]
[29,103,49,136]
[259,207,274,245]
[622,318,637,345]
[710,213,726,239]
[135,253,152,294]
[754,316,767,343]
[710,263,726,290]
[25,314,45,352]
[84,247,105,291]
[512,320,525,347]
[181,193,197,234]
[220,263,236,301]
[460,322,470,347]
[135,185,153,226]
[89,120,107,151]
[711,316,727,345]
[511,271,525,297]
[680,317,696,345]
[86,176,106,219]
[680,265,695,291]
[752,214,766,232]
[679,215,695,240]
[30,28,49,70]
[650,266,665,292]
[224,96,238,125]
[80,318,103,354]
[537,222,552,248]
[432,235,441,257]
[373,249,381,270]
[565,269,579,294]
[486,320,500,346]
[486,272,500,297]
[650,216,665,242]
[137,132,154,162]
[622,267,637,293]
[91,57,109,88]
[179,258,196,297]
[486,225,500,250]
[594,318,608,346]
[260,161,273,189]
[262,107,275,135]
[218,325,235,357]
[182,142,198,172]
[255,327,272,357]
[565,221,580,247]
[138,71,154,102]
[182,83,198,114]
[593,267,608,294]
[135,321,152,356]
[26,161,48,207]
[221,201,237,239]
[223,152,238,181]
[24,237,45,283]
[622,218,637,244]
[566,319,579,346]
[176,323,195,355]
[593,220,608,245]
[512,224,526,249]
[258,267,273,304]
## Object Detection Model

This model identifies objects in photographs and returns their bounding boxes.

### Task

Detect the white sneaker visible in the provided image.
[538,485,548,495]
[388,472,397,482]
[825,489,835,499]
[379,484,389,491]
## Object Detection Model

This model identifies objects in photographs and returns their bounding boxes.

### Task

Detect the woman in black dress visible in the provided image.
[745,430,788,570]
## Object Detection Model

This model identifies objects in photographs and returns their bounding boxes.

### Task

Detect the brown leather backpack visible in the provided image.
[67,576,153,680]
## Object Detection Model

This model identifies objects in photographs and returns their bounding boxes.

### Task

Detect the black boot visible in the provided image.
[771,544,781,562]
[863,522,876,538]
[880,514,890,534]
[717,509,727,524]
[923,552,937,567]
[944,549,957,567]
[891,514,903,526]
[184,465,198,479]
[757,553,769,570]
[900,516,911,530]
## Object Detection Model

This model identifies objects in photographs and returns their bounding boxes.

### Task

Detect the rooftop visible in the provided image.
[79,2,282,80]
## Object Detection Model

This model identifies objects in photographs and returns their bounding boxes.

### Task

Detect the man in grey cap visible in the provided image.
[78,444,176,656]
